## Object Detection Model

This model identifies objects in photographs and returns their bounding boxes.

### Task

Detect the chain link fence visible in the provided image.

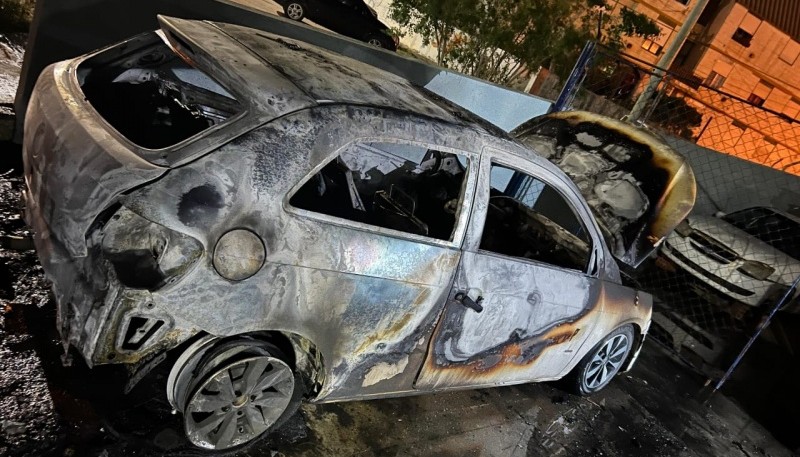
[530,44,800,381]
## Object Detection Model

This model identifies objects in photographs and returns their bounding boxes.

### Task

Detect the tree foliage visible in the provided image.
[389,0,659,85]
[0,0,34,33]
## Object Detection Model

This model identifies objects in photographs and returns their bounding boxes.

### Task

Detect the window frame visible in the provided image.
[284,137,480,249]
[704,71,726,89]
[71,30,254,167]
[470,151,602,277]
[732,28,753,47]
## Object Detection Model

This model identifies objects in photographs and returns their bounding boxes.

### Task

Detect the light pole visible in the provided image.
[628,0,710,122]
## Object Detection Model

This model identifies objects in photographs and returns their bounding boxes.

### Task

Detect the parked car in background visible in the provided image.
[276,0,397,50]
[24,16,657,452]
[660,207,800,312]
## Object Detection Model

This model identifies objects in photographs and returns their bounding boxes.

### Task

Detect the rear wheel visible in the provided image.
[284,2,305,21]
[365,33,394,50]
[169,338,299,451]
[565,325,634,395]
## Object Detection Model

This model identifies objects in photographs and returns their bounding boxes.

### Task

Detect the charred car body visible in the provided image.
[25,17,655,451]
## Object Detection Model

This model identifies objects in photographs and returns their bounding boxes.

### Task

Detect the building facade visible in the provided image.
[604,0,800,173]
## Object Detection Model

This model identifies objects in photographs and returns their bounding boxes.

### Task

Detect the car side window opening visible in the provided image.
[290,142,470,241]
[480,163,593,272]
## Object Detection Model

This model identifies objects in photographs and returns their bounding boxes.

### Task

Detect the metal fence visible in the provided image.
[571,46,800,176]
[534,43,800,383]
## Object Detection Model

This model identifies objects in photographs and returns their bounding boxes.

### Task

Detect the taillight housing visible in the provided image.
[100,207,202,290]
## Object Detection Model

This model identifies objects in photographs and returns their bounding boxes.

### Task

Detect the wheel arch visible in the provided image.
[234,330,327,399]
[620,321,647,373]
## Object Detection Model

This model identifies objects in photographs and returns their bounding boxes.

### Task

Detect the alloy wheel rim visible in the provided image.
[287,4,303,19]
[368,38,383,47]
[184,355,294,450]
[584,334,629,389]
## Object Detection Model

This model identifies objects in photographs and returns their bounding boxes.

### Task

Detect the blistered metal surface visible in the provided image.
[513,111,696,268]
[120,105,483,400]
[24,18,653,405]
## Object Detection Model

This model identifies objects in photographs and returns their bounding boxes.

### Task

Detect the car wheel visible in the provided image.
[171,339,299,451]
[365,33,394,50]
[284,3,305,21]
[566,325,634,395]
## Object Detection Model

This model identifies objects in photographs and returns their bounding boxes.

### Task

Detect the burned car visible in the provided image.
[512,111,697,271]
[661,207,800,312]
[24,16,652,451]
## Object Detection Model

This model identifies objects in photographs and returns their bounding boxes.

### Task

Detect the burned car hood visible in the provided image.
[512,111,696,269]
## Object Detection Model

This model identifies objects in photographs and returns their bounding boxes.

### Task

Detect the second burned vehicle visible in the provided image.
[21,16,693,452]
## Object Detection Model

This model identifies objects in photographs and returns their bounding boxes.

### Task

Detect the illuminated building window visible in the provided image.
[642,21,671,56]
[641,39,663,55]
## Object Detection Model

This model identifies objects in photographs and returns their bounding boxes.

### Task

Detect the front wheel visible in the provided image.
[284,2,305,21]
[565,325,634,395]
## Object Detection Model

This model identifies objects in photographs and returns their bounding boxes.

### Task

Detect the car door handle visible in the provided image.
[455,292,484,313]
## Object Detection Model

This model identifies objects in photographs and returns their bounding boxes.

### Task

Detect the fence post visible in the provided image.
[641,75,671,123]
[629,0,710,122]
[551,41,596,113]
[711,276,800,395]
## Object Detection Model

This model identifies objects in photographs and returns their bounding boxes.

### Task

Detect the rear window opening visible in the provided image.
[77,31,241,150]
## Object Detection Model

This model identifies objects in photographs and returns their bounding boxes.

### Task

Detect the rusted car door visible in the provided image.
[416,149,606,390]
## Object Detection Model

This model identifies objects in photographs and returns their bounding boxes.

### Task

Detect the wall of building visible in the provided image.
[604,0,696,65]
[687,3,800,119]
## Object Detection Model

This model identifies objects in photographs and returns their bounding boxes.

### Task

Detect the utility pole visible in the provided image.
[628,0,710,122]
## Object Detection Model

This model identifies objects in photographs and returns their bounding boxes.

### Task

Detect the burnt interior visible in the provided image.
[480,164,592,272]
[77,32,241,150]
[514,116,672,266]
[291,144,467,241]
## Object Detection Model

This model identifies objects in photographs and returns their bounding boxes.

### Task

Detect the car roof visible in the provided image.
[208,21,504,133]
[158,17,557,171]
